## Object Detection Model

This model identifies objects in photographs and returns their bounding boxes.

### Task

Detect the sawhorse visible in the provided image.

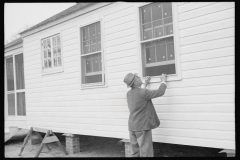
[18,127,68,157]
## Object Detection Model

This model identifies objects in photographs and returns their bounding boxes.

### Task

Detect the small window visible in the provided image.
[80,22,104,85]
[140,3,176,77]
[41,34,62,73]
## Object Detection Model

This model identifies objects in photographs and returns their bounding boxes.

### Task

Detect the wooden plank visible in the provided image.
[35,130,50,157]
[62,37,78,48]
[179,17,234,37]
[178,2,216,13]
[52,132,68,155]
[180,27,234,46]
[18,127,33,156]
[181,55,234,71]
[179,2,235,21]
[107,48,136,60]
[42,136,59,144]
[33,127,52,134]
[181,46,234,63]
[108,63,137,73]
[62,32,78,42]
[108,69,138,80]
[179,8,234,29]
[105,41,136,55]
[35,132,51,151]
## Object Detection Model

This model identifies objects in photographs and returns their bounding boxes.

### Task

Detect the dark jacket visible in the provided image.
[126,83,167,131]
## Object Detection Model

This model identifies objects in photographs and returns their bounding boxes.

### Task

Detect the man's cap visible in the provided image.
[123,73,136,87]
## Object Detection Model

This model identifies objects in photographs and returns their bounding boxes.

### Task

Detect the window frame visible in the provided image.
[135,2,182,83]
[40,31,64,76]
[4,52,26,120]
[78,17,107,89]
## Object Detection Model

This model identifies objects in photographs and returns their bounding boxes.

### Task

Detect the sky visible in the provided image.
[4,3,76,44]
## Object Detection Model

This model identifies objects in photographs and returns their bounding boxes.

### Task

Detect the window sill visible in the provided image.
[42,67,64,76]
[140,74,182,83]
[81,83,107,90]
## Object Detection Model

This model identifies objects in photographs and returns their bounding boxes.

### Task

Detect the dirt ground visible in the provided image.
[5,133,227,158]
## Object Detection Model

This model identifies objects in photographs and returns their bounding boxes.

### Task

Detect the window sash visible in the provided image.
[80,21,104,85]
[140,2,177,77]
[42,34,61,70]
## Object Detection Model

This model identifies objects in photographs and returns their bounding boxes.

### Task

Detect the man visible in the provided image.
[123,73,167,157]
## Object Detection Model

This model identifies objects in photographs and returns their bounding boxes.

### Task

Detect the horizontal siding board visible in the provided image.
[160,120,235,131]
[105,34,136,48]
[62,31,78,42]
[108,69,138,80]
[106,48,136,60]
[104,3,134,22]
[179,8,234,29]
[181,37,234,54]
[105,13,134,29]
[152,134,235,149]
[179,2,235,21]
[181,55,234,71]
[107,55,137,67]
[105,41,136,54]
[180,27,234,46]
[181,46,234,62]
[61,26,77,36]
[180,18,234,38]
[178,2,216,13]
[108,63,137,73]
[182,65,234,79]
[154,128,234,141]
[105,27,135,41]
[62,43,78,53]
[105,21,135,35]
[24,44,40,53]
[62,37,78,47]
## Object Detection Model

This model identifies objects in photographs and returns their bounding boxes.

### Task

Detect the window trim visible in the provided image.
[40,31,64,76]
[5,52,26,118]
[135,2,182,83]
[78,17,108,89]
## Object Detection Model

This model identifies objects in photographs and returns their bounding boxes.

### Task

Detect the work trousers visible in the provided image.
[129,129,153,157]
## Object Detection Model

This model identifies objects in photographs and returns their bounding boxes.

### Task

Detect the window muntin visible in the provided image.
[5,53,26,116]
[140,2,176,77]
[81,22,103,85]
[42,34,62,70]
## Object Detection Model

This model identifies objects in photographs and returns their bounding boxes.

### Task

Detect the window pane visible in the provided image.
[142,23,152,40]
[146,46,156,63]
[156,44,167,62]
[44,60,48,68]
[163,3,172,18]
[86,58,92,73]
[167,43,175,60]
[58,57,62,66]
[8,93,15,115]
[54,58,57,67]
[82,27,89,41]
[83,41,90,54]
[90,39,97,52]
[96,22,101,38]
[6,57,14,91]
[47,39,51,48]
[53,37,56,47]
[141,5,151,24]
[48,50,51,58]
[153,20,164,38]
[164,24,173,35]
[92,54,101,72]
[43,40,47,49]
[15,54,25,90]
[17,92,26,116]
[89,24,96,39]
[57,36,60,45]
[53,48,57,57]
[145,64,176,76]
[97,37,101,51]
[152,3,162,21]
[85,74,102,84]
[48,59,52,68]
[57,46,61,54]
[44,50,47,59]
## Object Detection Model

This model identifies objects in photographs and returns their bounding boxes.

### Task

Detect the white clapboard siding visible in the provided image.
[179,8,234,29]
[5,2,233,150]
[179,18,234,38]
[179,2,234,21]
[178,2,216,13]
